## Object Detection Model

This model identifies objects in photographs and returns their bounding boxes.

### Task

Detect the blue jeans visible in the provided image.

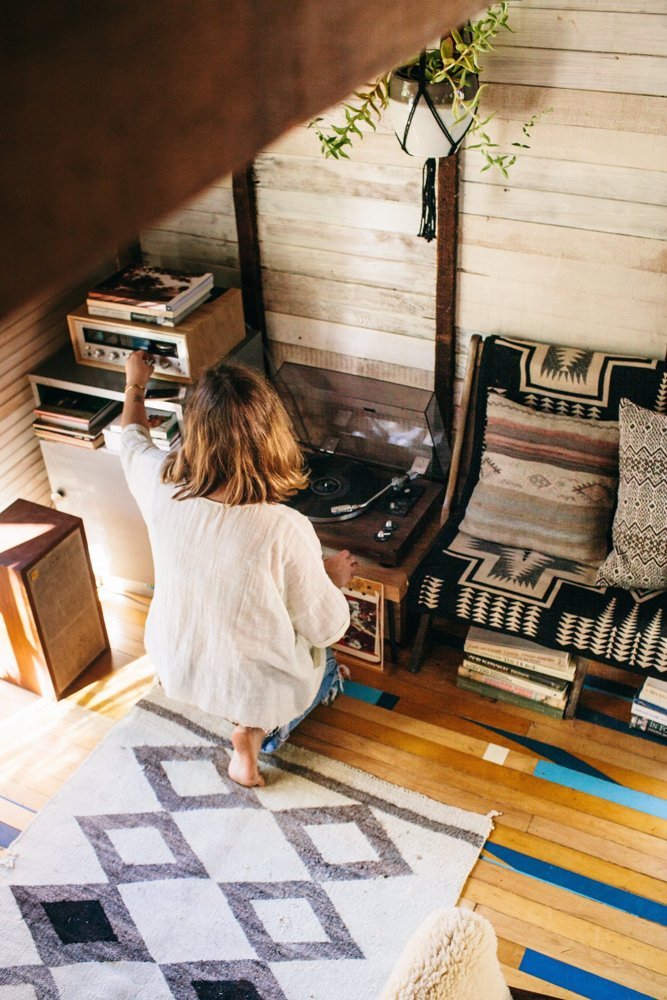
[261,649,345,754]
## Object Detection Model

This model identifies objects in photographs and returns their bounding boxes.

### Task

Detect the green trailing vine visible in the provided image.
[309,2,551,176]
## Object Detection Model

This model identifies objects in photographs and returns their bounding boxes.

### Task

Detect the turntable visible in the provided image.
[275,364,449,566]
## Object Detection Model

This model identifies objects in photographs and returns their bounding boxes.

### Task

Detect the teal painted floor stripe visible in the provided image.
[520,949,655,999]
[343,681,382,705]
[534,760,667,819]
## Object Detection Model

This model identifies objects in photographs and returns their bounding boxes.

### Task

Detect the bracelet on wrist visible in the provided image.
[125,383,146,394]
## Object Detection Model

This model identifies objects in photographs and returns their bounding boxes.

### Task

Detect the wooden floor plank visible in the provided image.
[491,825,667,901]
[307,705,667,841]
[476,904,667,998]
[527,720,667,781]
[526,814,667,883]
[469,861,667,952]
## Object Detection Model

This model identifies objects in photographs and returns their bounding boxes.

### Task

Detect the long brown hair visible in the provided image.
[161,361,308,503]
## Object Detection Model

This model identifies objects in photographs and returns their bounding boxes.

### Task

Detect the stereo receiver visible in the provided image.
[67,288,245,383]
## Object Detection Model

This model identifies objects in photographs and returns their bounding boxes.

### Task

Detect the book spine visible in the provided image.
[639,686,667,711]
[86,301,172,322]
[631,699,667,725]
[456,675,565,718]
[464,641,570,671]
[463,651,570,689]
[630,715,667,739]
[459,664,567,708]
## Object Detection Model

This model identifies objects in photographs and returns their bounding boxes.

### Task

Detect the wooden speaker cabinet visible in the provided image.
[0,499,109,699]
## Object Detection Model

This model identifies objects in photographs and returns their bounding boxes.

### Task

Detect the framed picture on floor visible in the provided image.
[332,577,384,669]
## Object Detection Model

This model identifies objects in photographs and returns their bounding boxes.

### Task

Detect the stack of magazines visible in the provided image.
[33,391,121,449]
[630,677,667,739]
[457,626,576,718]
[87,264,214,327]
[103,409,180,453]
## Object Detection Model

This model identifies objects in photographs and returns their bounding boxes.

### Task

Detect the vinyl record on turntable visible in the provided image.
[288,453,390,522]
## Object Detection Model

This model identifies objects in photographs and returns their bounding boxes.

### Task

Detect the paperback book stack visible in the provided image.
[33,392,121,449]
[103,410,180,453]
[630,676,667,740]
[457,626,576,718]
[87,264,214,327]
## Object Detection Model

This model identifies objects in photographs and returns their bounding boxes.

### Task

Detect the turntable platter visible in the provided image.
[288,454,390,522]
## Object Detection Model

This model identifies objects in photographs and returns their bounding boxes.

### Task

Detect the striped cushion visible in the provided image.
[596,400,667,590]
[459,393,619,563]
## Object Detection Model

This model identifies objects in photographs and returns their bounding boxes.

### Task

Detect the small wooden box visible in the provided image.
[0,499,109,699]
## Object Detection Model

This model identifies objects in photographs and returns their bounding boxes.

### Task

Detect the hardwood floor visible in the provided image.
[1,589,666,999]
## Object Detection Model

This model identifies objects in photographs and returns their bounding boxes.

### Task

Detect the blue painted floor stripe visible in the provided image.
[466,717,617,784]
[520,949,655,999]
[484,842,667,926]
[534,760,667,819]
[344,681,399,710]
[0,820,20,848]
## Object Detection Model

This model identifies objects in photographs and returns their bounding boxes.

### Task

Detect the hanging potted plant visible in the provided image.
[310,2,549,176]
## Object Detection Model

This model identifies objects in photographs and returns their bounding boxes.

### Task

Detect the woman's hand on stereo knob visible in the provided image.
[324,549,358,589]
[125,350,155,387]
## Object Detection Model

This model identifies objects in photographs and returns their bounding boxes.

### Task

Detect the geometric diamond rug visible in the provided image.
[0,687,495,1000]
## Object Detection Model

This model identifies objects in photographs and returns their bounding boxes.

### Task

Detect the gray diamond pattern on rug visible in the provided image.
[272,804,412,882]
[0,690,494,1000]
[161,960,288,999]
[220,880,364,963]
[11,882,152,967]
[77,810,210,884]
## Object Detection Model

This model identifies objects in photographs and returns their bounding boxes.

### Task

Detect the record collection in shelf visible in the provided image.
[32,391,121,449]
[456,626,575,718]
[103,410,181,453]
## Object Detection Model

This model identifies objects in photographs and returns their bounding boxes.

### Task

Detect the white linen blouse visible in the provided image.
[120,424,350,731]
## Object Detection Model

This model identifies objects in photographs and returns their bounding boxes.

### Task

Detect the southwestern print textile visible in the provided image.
[410,336,667,676]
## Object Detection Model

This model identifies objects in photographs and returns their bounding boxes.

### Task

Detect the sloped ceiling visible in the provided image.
[0,0,483,318]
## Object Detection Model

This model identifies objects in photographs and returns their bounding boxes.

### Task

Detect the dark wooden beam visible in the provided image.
[434,154,460,442]
[232,166,266,342]
[1,0,483,320]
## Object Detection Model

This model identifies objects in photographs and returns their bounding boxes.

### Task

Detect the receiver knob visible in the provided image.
[108,351,119,360]
[93,348,104,358]
[159,358,171,368]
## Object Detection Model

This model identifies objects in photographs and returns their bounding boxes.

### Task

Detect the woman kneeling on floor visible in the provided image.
[120,351,355,787]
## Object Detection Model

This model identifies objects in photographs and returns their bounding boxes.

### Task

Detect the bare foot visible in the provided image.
[229,726,266,787]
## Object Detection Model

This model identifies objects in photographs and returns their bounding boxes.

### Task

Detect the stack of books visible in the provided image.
[103,409,180,453]
[630,676,667,739]
[33,392,121,449]
[87,264,214,327]
[456,626,576,718]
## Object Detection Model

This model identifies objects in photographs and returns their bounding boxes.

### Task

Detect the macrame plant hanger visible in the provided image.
[395,48,476,242]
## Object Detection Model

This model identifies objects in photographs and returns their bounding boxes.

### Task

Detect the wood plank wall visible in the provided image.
[143,0,666,403]
[0,268,111,512]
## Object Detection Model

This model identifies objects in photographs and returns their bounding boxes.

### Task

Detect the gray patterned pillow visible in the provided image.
[596,399,667,590]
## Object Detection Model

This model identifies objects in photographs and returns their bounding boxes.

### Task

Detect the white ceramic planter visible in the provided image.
[388,71,476,158]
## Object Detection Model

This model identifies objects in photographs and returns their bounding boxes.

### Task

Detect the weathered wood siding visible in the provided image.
[0,270,110,511]
[258,0,666,389]
[140,174,241,292]
[143,0,666,398]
